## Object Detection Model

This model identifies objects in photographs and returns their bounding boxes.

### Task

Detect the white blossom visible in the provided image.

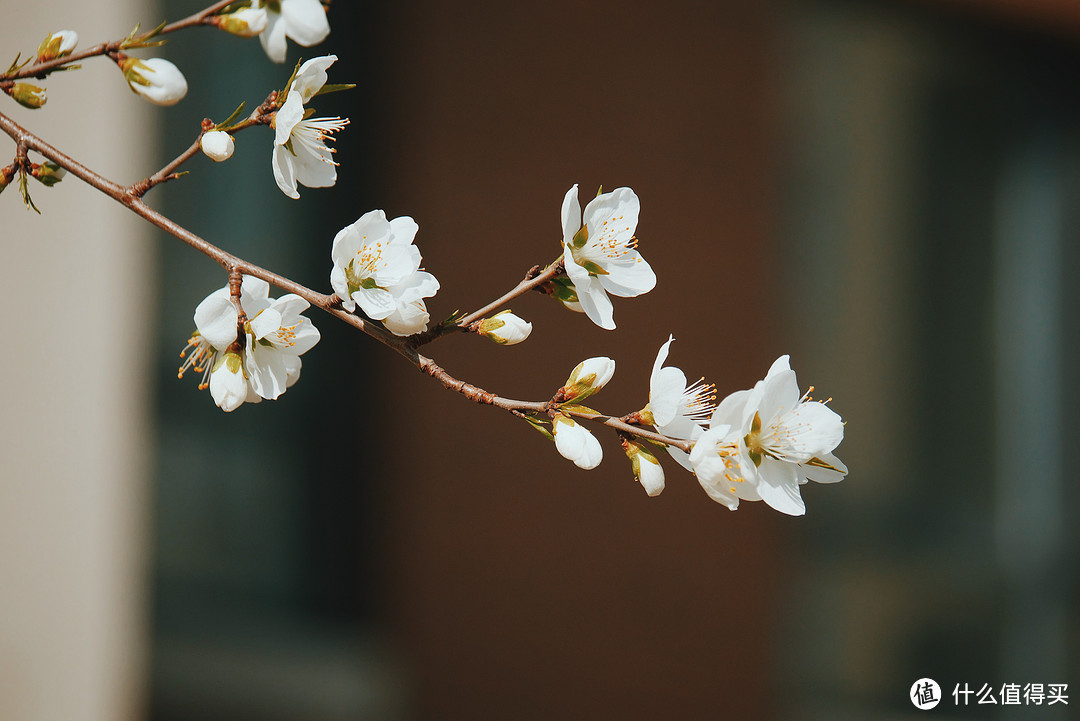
[200,131,235,162]
[477,310,532,345]
[329,210,439,335]
[559,356,616,403]
[121,57,188,106]
[259,0,331,64]
[272,89,347,198]
[560,184,656,330]
[552,414,603,470]
[690,356,847,515]
[179,276,319,410]
[646,336,715,471]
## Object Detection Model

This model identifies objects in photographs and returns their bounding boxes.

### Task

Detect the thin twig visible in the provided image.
[4,0,238,81]
[413,260,563,346]
[130,94,278,197]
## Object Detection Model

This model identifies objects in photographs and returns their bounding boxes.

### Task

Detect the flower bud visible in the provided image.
[622,439,665,497]
[121,57,188,106]
[200,130,235,162]
[559,356,615,403]
[36,30,78,62]
[215,7,269,38]
[30,161,66,186]
[477,310,532,345]
[209,351,248,412]
[9,83,47,109]
[552,414,603,470]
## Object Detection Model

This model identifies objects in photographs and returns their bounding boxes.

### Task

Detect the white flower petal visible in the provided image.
[272,144,300,199]
[756,460,805,516]
[597,250,656,297]
[248,307,282,341]
[574,275,615,330]
[388,215,419,246]
[638,455,665,497]
[292,54,337,103]
[259,9,289,62]
[650,366,688,427]
[281,0,331,46]
[553,417,603,470]
[560,184,581,245]
[209,353,248,412]
[194,290,239,350]
[354,286,397,320]
[799,452,848,484]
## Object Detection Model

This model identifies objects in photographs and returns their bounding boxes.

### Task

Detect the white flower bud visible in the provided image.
[560,356,616,402]
[552,414,603,470]
[37,30,78,62]
[209,351,248,412]
[623,439,665,497]
[200,130,235,162]
[477,310,532,345]
[216,7,269,38]
[121,57,188,106]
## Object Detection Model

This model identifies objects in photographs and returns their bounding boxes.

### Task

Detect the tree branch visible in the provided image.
[4,0,239,81]
[0,107,694,458]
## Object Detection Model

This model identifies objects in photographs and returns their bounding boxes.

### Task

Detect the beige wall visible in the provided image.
[0,2,153,720]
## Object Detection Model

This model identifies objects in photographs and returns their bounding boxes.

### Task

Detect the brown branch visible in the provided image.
[412,260,563,346]
[417,355,692,452]
[0,107,403,355]
[4,0,239,81]
[130,94,278,198]
[0,107,694,458]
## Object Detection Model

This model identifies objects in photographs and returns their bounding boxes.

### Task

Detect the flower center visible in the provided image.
[345,241,386,294]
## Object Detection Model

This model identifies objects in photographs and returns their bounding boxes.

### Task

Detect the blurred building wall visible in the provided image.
[0,2,153,720]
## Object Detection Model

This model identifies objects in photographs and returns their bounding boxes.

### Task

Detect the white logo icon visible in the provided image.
[911,678,942,710]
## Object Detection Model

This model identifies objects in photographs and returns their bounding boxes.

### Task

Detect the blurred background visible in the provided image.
[2,0,1079,719]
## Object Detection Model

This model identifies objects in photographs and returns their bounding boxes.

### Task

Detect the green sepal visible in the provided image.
[559,403,600,417]
[121,21,168,49]
[215,101,247,130]
[580,260,608,276]
[4,53,31,77]
[571,223,589,248]
[32,161,64,186]
[440,309,466,327]
[549,276,579,304]
[523,415,554,441]
[595,185,604,197]
[19,170,40,213]
[316,83,356,97]
[280,57,304,99]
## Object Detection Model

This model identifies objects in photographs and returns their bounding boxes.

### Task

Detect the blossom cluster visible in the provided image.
[178,276,320,412]
[544,340,846,516]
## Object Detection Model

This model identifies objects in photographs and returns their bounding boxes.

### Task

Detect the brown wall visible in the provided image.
[374,1,787,719]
